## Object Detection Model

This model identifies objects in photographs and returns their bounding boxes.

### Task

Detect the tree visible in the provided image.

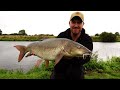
[0,29,2,35]
[99,32,117,42]
[95,33,99,36]
[115,32,119,36]
[18,29,27,35]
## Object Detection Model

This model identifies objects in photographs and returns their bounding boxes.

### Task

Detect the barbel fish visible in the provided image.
[14,38,92,66]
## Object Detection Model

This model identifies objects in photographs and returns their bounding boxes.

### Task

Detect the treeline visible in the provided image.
[0,29,27,35]
[0,29,55,41]
[0,29,54,36]
[92,32,120,42]
[0,29,120,42]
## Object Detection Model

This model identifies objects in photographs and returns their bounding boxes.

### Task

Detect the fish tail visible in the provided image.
[14,45,27,62]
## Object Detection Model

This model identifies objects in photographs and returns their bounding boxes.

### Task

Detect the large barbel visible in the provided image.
[14,38,92,66]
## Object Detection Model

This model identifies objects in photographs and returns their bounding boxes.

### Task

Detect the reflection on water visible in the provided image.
[0,41,120,72]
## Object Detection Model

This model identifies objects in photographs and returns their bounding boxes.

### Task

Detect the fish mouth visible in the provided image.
[82,53,92,59]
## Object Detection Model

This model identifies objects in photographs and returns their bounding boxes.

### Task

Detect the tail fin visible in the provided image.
[14,45,27,62]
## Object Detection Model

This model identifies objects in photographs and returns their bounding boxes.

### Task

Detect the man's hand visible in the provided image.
[83,55,91,60]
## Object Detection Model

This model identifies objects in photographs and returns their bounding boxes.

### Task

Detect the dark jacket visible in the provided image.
[50,28,93,79]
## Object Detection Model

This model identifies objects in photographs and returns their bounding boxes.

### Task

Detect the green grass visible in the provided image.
[0,54,120,79]
[85,71,120,79]
[84,54,120,79]
[0,61,54,79]
[0,35,56,41]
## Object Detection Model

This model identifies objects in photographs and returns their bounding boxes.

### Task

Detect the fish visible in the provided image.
[14,38,92,67]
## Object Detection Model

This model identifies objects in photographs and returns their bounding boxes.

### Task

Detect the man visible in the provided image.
[50,11,93,79]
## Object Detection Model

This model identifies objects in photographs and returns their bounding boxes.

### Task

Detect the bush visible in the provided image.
[99,32,117,42]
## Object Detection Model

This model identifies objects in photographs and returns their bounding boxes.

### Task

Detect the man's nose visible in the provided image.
[74,23,79,27]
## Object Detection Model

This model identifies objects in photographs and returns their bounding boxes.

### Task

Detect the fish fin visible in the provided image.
[25,52,35,57]
[25,52,31,57]
[45,60,49,68]
[55,53,64,65]
[35,59,44,68]
[14,45,27,62]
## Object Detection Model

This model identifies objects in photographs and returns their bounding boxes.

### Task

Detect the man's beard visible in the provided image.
[71,29,80,35]
[72,32,79,36]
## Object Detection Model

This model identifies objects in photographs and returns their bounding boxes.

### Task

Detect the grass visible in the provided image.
[0,61,54,79]
[85,71,120,79]
[0,55,120,79]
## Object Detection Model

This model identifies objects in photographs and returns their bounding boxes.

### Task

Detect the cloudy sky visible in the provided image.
[0,11,120,36]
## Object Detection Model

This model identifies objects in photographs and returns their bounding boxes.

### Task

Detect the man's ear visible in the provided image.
[82,22,84,27]
[83,22,84,25]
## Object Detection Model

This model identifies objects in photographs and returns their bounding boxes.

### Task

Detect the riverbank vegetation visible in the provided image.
[1,31,120,42]
[92,31,120,42]
[0,34,55,41]
[1,34,120,42]
[0,54,120,79]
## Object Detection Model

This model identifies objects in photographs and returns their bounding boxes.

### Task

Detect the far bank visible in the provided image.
[1,35,120,42]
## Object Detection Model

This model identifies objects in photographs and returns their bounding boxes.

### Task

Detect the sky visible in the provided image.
[0,11,120,36]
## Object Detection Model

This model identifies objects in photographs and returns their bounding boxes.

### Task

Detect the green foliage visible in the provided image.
[91,36,100,42]
[99,32,117,42]
[18,29,27,35]
[0,29,2,35]
[1,33,120,42]
[115,32,119,36]
[0,35,56,41]
[84,52,120,74]
[95,33,99,36]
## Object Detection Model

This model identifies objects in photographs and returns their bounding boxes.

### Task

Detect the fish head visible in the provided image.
[70,43,92,57]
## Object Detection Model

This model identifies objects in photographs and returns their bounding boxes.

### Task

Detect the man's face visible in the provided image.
[69,17,84,35]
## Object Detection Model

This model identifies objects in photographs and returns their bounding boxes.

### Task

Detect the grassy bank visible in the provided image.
[0,35,56,41]
[84,56,120,79]
[1,35,120,42]
[0,55,120,79]
[91,36,120,42]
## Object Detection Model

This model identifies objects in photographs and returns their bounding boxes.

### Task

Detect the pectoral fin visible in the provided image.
[45,60,49,68]
[25,52,35,57]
